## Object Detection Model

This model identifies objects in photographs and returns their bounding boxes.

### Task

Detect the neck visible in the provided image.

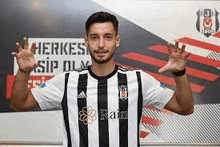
[91,60,116,77]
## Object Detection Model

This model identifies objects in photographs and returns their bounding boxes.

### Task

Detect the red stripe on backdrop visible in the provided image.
[148,44,220,68]
[178,37,220,52]
[161,108,175,115]
[141,116,163,127]
[213,31,220,38]
[116,63,205,93]
[143,105,158,111]
[140,131,150,138]
[143,105,174,115]
[122,52,218,81]
[147,70,205,93]
[6,75,54,98]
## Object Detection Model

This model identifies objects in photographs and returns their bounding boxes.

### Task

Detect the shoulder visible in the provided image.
[118,65,158,83]
[117,65,139,73]
[69,66,89,73]
[49,66,89,82]
[117,65,149,76]
[62,66,89,76]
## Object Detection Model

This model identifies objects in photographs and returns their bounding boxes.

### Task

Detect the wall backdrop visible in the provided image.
[0,0,219,145]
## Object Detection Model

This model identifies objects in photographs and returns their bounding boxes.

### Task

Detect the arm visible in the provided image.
[164,74,194,115]
[159,41,194,115]
[10,70,38,111]
[10,38,39,111]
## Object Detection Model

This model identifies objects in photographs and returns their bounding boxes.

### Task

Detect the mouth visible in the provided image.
[94,50,108,56]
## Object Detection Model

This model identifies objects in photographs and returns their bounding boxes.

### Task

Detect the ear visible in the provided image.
[116,35,121,47]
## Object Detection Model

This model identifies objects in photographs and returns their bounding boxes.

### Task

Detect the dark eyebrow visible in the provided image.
[89,33,98,36]
[104,33,114,36]
[89,33,115,36]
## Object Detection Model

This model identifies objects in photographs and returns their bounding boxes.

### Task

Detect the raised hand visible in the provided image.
[12,37,38,72]
[158,40,191,73]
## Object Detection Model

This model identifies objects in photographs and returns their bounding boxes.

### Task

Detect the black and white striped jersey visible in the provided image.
[31,65,173,147]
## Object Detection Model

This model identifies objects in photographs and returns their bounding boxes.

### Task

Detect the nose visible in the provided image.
[98,38,104,49]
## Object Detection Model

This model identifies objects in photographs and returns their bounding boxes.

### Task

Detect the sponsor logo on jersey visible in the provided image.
[196,8,219,37]
[77,91,87,99]
[79,107,128,125]
[100,109,128,120]
[118,85,128,101]
[79,107,96,125]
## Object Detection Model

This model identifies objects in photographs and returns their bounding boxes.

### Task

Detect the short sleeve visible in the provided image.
[31,73,66,110]
[140,70,173,110]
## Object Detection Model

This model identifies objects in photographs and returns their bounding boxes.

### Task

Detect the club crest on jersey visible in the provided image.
[196,8,219,37]
[118,85,128,101]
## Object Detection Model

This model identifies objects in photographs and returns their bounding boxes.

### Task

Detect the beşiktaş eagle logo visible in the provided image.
[196,8,219,37]
[118,85,128,101]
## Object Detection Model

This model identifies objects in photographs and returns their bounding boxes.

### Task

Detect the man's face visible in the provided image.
[85,22,120,64]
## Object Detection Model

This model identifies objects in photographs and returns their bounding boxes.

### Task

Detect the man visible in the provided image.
[10,12,194,147]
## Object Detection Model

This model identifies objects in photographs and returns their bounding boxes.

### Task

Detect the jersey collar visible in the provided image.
[88,64,118,80]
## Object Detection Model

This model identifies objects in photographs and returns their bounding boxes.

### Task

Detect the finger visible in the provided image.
[23,37,29,49]
[184,52,191,60]
[180,44,186,54]
[12,52,18,57]
[174,40,179,52]
[16,42,22,52]
[30,42,36,53]
[167,42,172,55]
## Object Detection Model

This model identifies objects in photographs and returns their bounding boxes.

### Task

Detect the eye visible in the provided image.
[90,34,99,41]
[90,36,97,40]
[105,35,113,40]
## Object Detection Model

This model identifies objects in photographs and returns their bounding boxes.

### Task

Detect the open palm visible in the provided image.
[12,38,38,72]
[158,41,191,73]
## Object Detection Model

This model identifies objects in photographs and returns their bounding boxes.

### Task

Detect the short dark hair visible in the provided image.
[85,11,119,35]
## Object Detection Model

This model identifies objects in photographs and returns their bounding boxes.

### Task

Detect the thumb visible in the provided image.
[158,65,169,73]
[34,61,39,68]
[12,52,18,57]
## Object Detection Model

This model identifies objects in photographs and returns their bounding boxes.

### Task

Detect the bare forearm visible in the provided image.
[174,74,194,113]
[10,70,31,108]
[10,38,39,111]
